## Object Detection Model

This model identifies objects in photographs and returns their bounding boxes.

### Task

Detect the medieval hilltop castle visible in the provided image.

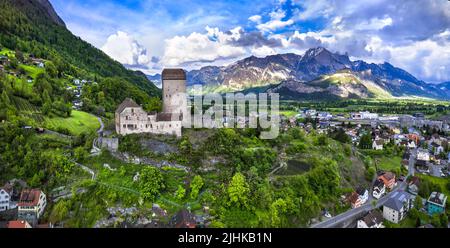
[115,69,187,137]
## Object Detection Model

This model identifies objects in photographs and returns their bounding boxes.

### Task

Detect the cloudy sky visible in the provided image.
[50,0,450,83]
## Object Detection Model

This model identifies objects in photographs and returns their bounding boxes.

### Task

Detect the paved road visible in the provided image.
[311,148,416,228]
[96,116,104,134]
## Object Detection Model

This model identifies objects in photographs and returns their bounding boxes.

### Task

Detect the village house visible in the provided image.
[115,69,187,137]
[7,220,32,228]
[357,210,384,228]
[408,176,420,195]
[417,148,430,162]
[429,142,444,156]
[348,186,369,208]
[407,140,416,149]
[372,139,384,150]
[382,191,414,223]
[17,189,47,226]
[426,192,447,215]
[378,171,396,190]
[373,179,386,199]
[415,160,429,173]
[0,183,13,212]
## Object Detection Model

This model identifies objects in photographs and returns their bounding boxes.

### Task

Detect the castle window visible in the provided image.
[126,116,129,120]
[123,125,126,128]
[131,108,134,113]
[169,124,171,128]
[151,124,153,128]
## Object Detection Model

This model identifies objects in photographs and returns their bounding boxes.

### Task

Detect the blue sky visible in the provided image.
[50,0,450,83]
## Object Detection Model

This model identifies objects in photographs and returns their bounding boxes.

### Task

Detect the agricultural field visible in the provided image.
[44,110,100,135]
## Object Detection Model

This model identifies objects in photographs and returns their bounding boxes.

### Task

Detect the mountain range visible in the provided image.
[150,47,449,100]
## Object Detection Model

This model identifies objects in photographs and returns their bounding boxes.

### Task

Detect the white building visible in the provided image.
[0,184,12,212]
[351,111,379,120]
[373,179,386,199]
[382,191,414,223]
[417,148,430,161]
[357,210,384,228]
[372,139,384,150]
[407,140,416,149]
[17,189,47,226]
[115,69,187,137]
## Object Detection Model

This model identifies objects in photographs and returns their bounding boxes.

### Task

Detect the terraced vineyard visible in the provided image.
[11,96,45,123]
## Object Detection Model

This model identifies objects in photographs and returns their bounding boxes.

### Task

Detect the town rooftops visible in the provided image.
[162,68,186,80]
[18,189,42,207]
[383,191,413,211]
[115,98,141,114]
[361,210,383,227]
[428,192,447,207]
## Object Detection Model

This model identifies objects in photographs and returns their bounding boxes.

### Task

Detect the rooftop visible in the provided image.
[383,191,413,211]
[162,68,186,80]
[7,220,30,228]
[18,189,42,207]
[361,210,383,227]
[115,98,141,114]
[428,192,447,206]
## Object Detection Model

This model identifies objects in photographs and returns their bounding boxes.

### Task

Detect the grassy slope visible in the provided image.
[378,156,402,171]
[44,110,100,135]
[19,64,45,79]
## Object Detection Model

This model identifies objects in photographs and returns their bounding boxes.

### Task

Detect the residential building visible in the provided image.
[417,148,430,161]
[407,140,416,149]
[115,69,187,137]
[356,186,369,205]
[427,192,447,215]
[7,220,32,228]
[351,111,379,120]
[382,191,414,223]
[430,143,444,156]
[373,179,386,199]
[378,172,396,190]
[372,139,384,150]
[0,184,12,212]
[408,177,420,195]
[17,189,47,226]
[357,210,384,228]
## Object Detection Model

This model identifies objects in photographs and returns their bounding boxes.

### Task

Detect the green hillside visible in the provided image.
[0,0,160,98]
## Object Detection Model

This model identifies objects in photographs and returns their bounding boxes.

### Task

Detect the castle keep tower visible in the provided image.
[162,68,187,114]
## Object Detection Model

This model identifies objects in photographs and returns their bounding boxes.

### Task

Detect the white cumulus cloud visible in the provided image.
[162,26,246,67]
[248,15,262,23]
[101,31,150,66]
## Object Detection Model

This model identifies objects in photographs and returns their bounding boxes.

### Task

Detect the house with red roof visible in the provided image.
[17,189,46,226]
[7,220,32,228]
